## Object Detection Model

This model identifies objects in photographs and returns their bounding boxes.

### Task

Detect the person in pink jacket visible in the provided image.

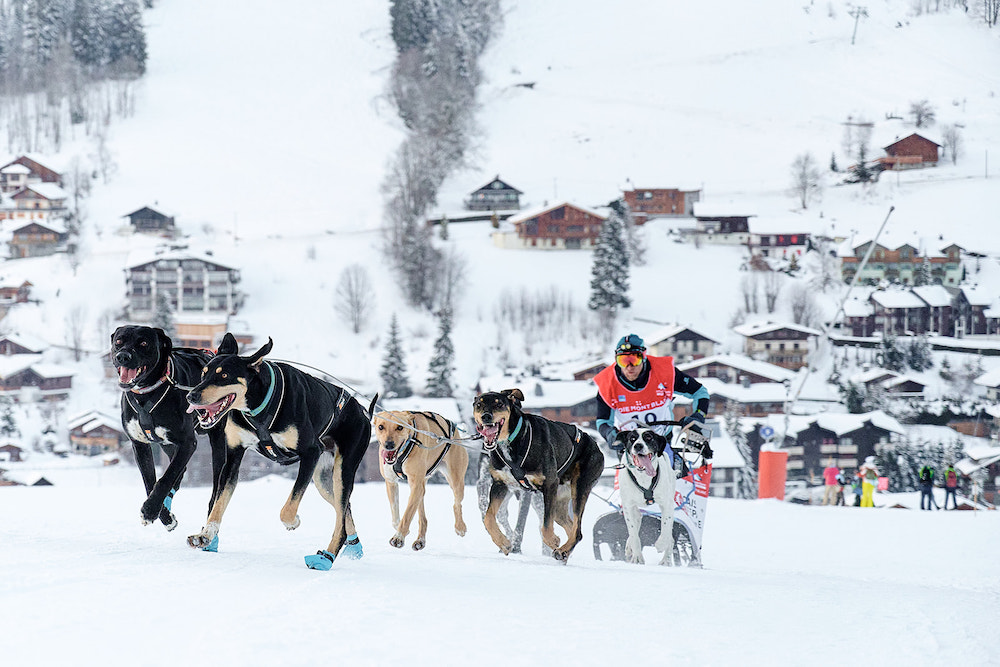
[822,460,841,505]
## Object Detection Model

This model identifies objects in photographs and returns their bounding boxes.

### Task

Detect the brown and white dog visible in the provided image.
[372,410,468,551]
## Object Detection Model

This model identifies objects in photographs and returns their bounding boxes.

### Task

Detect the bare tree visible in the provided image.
[65,306,87,362]
[740,273,759,313]
[811,238,842,291]
[789,152,821,209]
[762,271,783,313]
[909,99,936,128]
[789,283,821,328]
[432,245,468,313]
[941,124,963,165]
[334,264,373,334]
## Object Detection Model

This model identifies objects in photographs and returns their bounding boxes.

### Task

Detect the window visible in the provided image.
[550,207,565,220]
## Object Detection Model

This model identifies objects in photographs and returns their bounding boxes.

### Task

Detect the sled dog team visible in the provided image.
[113,325,703,569]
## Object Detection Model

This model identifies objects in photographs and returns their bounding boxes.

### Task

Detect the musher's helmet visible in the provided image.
[615,334,645,355]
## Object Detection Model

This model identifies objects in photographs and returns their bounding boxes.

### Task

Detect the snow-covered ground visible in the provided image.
[3,462,999,666]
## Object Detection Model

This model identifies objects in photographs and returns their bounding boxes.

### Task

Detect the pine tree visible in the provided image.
[381,314,412,398]
[913,255,932,286]
[877,333,906,372]
[425,307,454,397]
[0,395,19,439]
[151,291,175,339]
[905,335,933,372]
[588,208,631,327]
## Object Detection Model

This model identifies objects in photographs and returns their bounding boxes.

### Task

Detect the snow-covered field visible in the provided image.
[3,462,999,666]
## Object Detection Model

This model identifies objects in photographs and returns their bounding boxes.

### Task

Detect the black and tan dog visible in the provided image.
[372,410,468,551]
[184,333,373,570]
[473,388,604,562]
[112,325,224,531]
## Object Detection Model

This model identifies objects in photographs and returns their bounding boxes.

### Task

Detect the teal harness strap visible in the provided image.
[247,362,276,417]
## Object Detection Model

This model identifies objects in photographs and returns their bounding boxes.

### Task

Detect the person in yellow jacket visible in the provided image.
[859,456,879,508]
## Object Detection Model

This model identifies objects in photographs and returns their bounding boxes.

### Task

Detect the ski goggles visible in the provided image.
[616,352,644,368]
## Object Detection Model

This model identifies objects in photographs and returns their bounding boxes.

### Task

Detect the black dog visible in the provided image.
[472,388,604,562]
[185,333,374,570]
[112,325,224,530]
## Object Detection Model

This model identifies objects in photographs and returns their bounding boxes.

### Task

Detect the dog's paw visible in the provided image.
[284,515,301,531]
[412,539,425,551]
[161,511,178,532]
[498,540,512,556]
[455,521,467,537]
[187,523,219,549]
[658,553,674,566]
[552,548,571,563]
[140,498,161,524]
[389,535,405,548]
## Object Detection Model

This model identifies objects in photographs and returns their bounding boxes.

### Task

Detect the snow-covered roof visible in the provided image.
[973,368,1000,389]
[961,285,996,307]
[697,377,837,404]
[126,247,239,271]
[0,354,41,378]
[18,183,67,200]
[842,298,873,317]
[0,163,31,174]
[732,321,822,338]
[871,289,925,309]
[751,410,906,439]
[912,285,952,307]
[504,201,606,225]
[642,322,720,346]
[850,368,900,384]
[692,202,755,218]
[678,354,797,384]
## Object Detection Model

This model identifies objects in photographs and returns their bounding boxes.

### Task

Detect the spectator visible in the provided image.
[943,463,959,510]
[835,470,847,506]
[822,459,840,506]
[852,471,863,507]
[918,464,938,510]
[859,456,879,508]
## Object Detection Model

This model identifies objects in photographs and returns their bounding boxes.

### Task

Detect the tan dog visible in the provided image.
[372,410,469,551]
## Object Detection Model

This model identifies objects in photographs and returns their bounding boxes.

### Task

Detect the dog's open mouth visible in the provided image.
[381,448,397,466]
[631,452,656,477]
[117,365,146,388]
[187,395,236,427]
[476,419,504,446]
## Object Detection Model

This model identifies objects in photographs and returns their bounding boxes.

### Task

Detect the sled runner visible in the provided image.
[592,420,713,567]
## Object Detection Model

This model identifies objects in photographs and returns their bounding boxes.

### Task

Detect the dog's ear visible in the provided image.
[504,388,525,405]
[154,327,172,355]
[246,337,273,370]
[217,332,239,355]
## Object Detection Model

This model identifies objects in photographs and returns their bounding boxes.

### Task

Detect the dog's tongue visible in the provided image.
[633,453,655,476]
[477,424,500,442]
[119,367,139,385]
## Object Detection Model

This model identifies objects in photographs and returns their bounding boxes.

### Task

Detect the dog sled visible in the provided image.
[592,420,713,567]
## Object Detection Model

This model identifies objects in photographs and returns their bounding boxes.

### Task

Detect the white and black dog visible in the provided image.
[615,427,677,565]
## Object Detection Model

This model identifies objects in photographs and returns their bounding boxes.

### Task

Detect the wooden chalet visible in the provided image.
[0,355,73,401]
[747,411,905,481]
[69,411,127,456]
[0,334,43,356]
[465,176,523,211]
[498,202,605,250]
[0,155,62,192]
[0,281,32,305]
[0,443,24,462]
[644,324,719,362]
[621,187,701,221]
[125,206,176,233]
[838,285,997,339]
[840,239,962,286]
[678,354,797,386]
[8,221,67,258]
[690,203,753,246]
[732,321,821,370]
[850,368,926,399]
[879,133,940,169]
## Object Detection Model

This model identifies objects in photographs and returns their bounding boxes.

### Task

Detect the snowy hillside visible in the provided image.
[0,0,997,426]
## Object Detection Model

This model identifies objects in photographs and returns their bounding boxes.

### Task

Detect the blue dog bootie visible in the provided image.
[304,550,336,570]
[342,534,363,560]
[163,489,176,512]
[201,535,219,553]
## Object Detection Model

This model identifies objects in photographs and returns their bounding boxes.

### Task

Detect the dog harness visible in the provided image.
[490,419,584,491]
[390,413,455,482]
[239,361,352,464]
[624,461,661,506]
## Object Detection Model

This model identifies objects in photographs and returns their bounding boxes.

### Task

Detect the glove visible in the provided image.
[701,443,714,461]
[680,410,705,427]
